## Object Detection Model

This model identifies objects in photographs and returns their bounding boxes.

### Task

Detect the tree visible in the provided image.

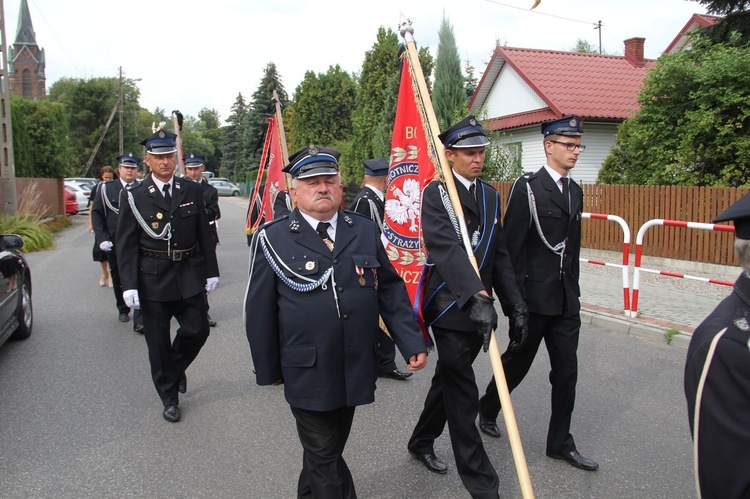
[242,62,290,178]
[691,0,750,43]
[348,27,401,181]
[48,76,143,172]
[464,58,478,100]
[196,108,222,174]
[598,34,750,186]
[572,39,598,53]
[220,93,247,180]
[10,96,72,177]
[433,14,468,131]
[285,66,356,153]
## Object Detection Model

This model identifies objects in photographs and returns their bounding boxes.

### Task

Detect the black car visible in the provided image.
[0,234,33,348]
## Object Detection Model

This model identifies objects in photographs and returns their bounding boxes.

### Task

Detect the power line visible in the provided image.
[483,0,597,26]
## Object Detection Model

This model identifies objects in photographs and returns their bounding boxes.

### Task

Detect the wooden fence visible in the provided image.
[490,182,750,266]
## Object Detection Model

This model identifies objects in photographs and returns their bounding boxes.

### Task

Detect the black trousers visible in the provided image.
[480,312,580,454]
[376,326,397,374]
[408,326,499,499]
[140,293,209,406]
[290,405,357,499]
[107,251,143,329]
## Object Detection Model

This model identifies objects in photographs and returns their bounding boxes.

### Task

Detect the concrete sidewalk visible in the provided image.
[577,249,737,348]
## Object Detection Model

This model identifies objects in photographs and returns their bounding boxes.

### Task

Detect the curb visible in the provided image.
[581,302,693,349]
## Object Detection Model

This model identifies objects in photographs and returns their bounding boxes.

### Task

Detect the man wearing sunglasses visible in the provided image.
[479,115,599,471]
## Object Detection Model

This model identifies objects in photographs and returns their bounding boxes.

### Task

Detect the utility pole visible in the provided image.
[0,0,17,215]
[118,66,123,155]
[594,20,603,54]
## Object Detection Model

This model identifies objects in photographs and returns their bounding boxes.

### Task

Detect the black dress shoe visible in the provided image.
[479,414,502,438]
[546,450,599,471]
[207,314,217,327]
[409,451,448,474]
[118,313,130,322]
[379,369,413,380]
[133,324,144,334]
[178,374,187,394]
[163,405,180,423]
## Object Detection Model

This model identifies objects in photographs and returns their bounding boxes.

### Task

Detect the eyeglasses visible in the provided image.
[548,140,586,152]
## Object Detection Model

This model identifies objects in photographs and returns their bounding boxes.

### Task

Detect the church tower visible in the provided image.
[8,0,46,99]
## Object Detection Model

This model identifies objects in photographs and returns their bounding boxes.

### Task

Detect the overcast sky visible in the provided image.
[6,0,707,123]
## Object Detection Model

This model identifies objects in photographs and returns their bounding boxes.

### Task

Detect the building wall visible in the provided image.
[495,122,618,184]
[485,64,547,117]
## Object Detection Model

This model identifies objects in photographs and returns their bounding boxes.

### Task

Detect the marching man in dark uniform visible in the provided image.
[116,131,219,423]
[407,116,528,499]
[685,193,750,499]
[350,157,412,381]
[91,153,144,333]
[479,115,599,471]
[245,145,428,499]
[184,153,220,327]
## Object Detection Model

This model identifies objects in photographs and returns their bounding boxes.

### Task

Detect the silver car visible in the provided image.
[209,180,241,197]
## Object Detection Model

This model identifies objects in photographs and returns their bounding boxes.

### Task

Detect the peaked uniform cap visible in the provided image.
[140,130,178,155]
[283,145,340,179]
[117,152,140,167]
[363,158,389,176]
[541,115,584,137]
[185,153,205,167]
[438,115,490,149]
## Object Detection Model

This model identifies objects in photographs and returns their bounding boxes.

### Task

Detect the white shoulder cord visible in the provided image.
[126,190,171,241]
[101,183,119,214]
[525,183,566,278]
[368,199,384,231]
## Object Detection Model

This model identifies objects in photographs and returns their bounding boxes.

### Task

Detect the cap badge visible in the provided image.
[307,145,319,156]
[128,152,134,157]
[469,118,477,126]
[570,118,577,127]
[158,131,165,139]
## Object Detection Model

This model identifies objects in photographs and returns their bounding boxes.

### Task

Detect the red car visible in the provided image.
[64,187,78,215]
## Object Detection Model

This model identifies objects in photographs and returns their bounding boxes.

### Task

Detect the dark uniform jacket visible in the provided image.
[685,273,750,499]
[91,180,126,244]
[116,174,219,302]
[199,179,220,244]
[273,190,292,219]
[350,186,385,228]
[421,175,522,332]
[504,167,583,316]
[245,209,426,412]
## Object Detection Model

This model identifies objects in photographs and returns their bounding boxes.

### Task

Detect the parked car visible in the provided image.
[209,180,241,197]
[64,187,78,215]
[65,177,97,191]
[0,234,33,349]
[64,181,91,212]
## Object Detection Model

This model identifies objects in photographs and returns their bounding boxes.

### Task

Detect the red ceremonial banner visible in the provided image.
[383,55,436,345]
[246,116,286,232]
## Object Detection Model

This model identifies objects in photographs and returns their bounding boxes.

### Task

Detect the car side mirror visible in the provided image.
[0,234,24,251]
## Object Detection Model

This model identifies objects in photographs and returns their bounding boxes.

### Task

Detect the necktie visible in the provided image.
[316,222,334,251]
[561,177,570,211]
[469,183,476,201]
[162,183,172,206]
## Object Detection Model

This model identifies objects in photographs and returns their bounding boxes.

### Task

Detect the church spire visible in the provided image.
[14,0,37,45]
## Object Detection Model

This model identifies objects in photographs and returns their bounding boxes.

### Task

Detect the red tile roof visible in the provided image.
[470,46,655,130]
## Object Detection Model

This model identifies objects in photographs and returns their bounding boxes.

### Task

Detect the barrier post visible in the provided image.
[581,213,631,315]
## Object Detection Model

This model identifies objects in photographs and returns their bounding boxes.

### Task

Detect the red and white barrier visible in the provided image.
[581,213,631,315]
[630,219,735,318]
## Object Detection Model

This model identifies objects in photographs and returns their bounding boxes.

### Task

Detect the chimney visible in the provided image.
[624,37,645,67]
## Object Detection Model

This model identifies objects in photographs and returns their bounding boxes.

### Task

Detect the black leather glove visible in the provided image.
[507,302,529,353]
[469,292,498,352]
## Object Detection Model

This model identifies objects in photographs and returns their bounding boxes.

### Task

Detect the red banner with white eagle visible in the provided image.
[382,54,436,345]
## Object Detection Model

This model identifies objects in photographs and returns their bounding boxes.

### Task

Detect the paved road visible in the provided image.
[0,195,696,498]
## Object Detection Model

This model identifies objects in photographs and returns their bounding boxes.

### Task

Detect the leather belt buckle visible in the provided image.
[172,251,183,262]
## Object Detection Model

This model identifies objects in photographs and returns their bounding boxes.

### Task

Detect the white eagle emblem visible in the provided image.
[385,178,421,233]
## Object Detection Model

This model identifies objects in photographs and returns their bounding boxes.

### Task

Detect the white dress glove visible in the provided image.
[123,289,140,309]
[205,277,219,294]
[99,241,114,252]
